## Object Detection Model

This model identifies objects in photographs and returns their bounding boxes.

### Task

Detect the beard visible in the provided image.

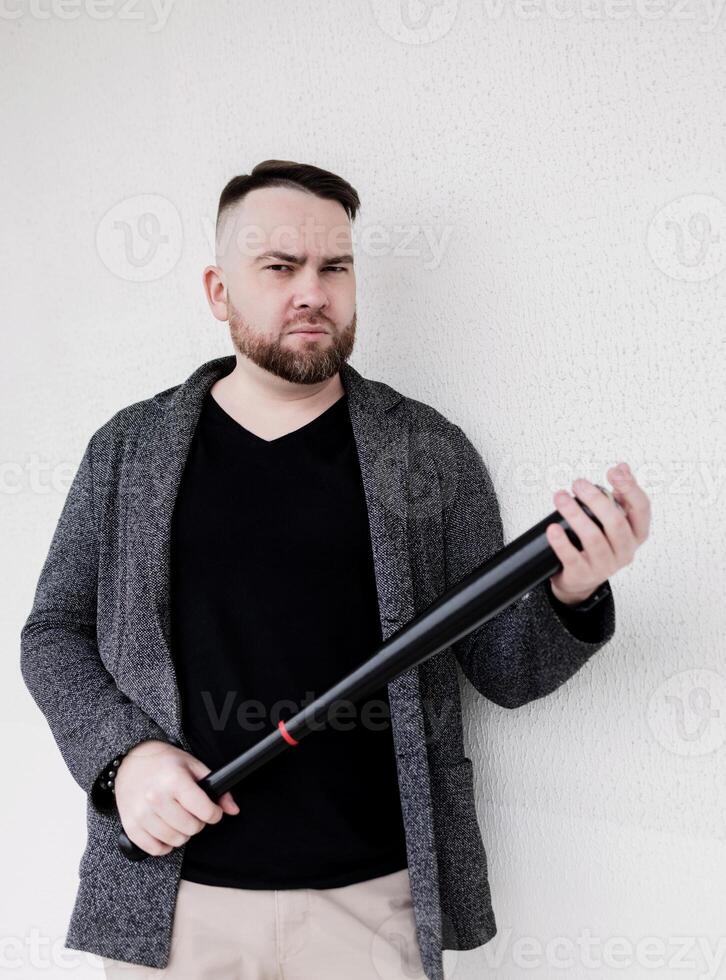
[227,302,357,385]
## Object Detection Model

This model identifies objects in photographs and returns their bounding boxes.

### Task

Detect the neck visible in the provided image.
[210,355,345,422]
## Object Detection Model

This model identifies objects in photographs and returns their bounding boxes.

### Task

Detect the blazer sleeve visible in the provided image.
[19,429,172,813]
[443,424,616,708]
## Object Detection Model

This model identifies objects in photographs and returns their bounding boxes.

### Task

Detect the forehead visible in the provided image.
[220,185,353,264]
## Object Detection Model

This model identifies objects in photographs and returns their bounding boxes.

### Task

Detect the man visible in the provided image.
[20,160,651,980]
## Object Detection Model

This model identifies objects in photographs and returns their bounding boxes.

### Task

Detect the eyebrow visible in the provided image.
[253,250,354,266]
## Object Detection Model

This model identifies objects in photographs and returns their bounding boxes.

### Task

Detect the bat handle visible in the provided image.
[118,829,149,862]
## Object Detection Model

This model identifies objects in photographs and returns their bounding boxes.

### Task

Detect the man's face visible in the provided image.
[214,186,357,385]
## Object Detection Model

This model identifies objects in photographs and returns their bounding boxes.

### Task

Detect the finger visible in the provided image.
[219,791,240,815]
[553,488,614,568]
[607,462,652,543]
[140,811,190,849]
[545,521,589,574]
[155,797,207,837]
[179,757,226,824]
[124,824,173,858]
[572,477,637,566]
[176,780,225,825]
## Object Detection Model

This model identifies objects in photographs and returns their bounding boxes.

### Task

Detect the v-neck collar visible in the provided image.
[205,388,349,446]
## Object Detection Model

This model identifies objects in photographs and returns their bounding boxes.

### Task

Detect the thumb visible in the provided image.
[184,755,214,782]
[184,757,239,814]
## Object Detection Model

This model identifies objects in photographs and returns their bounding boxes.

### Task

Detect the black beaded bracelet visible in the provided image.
[100,752,127,796]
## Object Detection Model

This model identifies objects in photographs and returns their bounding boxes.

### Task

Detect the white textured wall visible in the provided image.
[4,2,725,977]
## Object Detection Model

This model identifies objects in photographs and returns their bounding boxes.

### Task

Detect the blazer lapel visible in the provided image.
[339,364,431,767]
[339,362,416,631]
[124,356,235,738]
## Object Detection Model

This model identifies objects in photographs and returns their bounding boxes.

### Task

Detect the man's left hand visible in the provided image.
[546,461,651,606]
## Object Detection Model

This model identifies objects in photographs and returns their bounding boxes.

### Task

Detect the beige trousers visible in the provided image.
[101,867,427,979]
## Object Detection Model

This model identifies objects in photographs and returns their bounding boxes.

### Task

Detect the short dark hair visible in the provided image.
[216,159,361,237]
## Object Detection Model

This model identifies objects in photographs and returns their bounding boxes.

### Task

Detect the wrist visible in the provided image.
[549,578,612,612]
[549,582,595,606]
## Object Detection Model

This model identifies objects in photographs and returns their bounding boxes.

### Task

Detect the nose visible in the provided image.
[291,269,329,312]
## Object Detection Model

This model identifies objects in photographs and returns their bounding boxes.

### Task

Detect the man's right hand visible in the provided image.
[114,739,240,857]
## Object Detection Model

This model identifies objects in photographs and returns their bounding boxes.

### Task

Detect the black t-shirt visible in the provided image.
[168,385,409,889]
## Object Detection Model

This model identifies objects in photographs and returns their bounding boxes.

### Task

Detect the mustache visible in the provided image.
[286,318,330,330]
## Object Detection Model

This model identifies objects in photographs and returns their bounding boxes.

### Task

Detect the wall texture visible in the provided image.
[4,2,724,977]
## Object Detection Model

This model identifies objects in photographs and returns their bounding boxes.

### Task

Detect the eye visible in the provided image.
[263,265,349,273]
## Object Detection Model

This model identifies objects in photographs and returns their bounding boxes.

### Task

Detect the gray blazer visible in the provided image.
[20,354,616,980]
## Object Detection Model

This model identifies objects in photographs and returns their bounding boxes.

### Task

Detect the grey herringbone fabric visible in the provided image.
[20,355,616,980]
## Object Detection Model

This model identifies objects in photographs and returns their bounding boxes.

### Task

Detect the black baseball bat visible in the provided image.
[119,485,620,860]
